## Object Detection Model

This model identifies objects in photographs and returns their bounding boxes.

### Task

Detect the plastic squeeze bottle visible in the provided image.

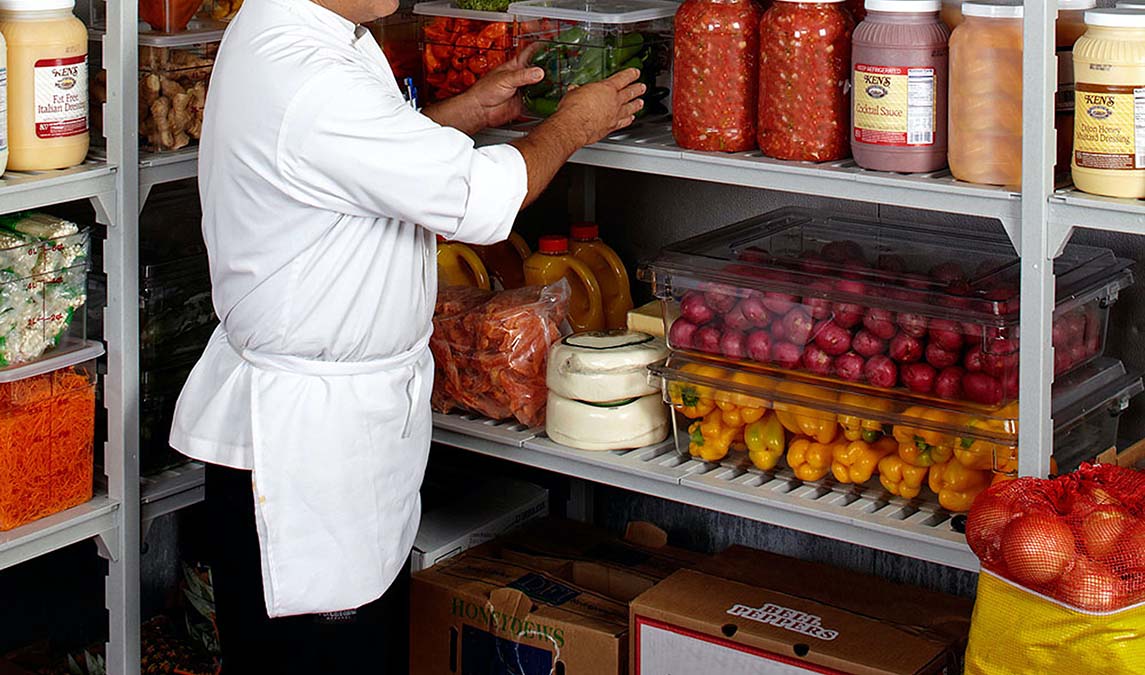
[436,235,491,290]
[524,235,605,332]
[569,223,633,330]
[475,231,531,290]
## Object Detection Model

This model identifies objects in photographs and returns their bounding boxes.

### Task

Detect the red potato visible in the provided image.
[1085,320,1102,357]
[852,329,886,358]
[841,259,870,279]
[935,367,965,400]
[782,307,814,346]
[901,362,936,394]
[928,319,964,352]
[669,319,698,349]
[984,285,1019,315]
[982,350,1019,378]
[929,261,965,283]
[720,330,748,359]
[1056,310,1086,347]
[897,312,929,338]
[863,355,898,388]
[877,253,907,273]
[1054,346,1074,375]
[835,352,865,381]
[1002,368,1019,399]
[747,330,773,362]
[889,333,923,363]
[863,308,898,340]
[832,302,864,329]
[694,325,723,354]
[723,303,753,332]
[902,272,931,291]
[964,345,984,372]
[961,321,984,340]
[1068,342,1089,369]
[802,344,834,375]
[799,252,831,274]
[738,295,770,327]
[773,341,804,368]
[762,291,799,315]
[703,283,739,313]
[803,281,834,320]
[821,240,864,263]
[680,291,715,325]
[963,372,1003,405]
[925,342,960,369]
[770,318,788,342]
[985,327,1020,354]
[814,320,853,356]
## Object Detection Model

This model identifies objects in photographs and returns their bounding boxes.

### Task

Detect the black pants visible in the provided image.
[205,463,410,675]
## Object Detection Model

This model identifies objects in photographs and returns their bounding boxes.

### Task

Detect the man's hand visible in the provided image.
[422,48,544,135]
[553,69,646,146]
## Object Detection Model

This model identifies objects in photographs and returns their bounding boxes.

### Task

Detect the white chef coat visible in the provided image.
[169,0,527,617]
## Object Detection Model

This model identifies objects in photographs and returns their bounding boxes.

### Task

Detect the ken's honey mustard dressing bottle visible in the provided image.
[0,0,89,172]
[1072,8,1145,199]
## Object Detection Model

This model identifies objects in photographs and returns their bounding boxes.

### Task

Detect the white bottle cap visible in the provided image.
[1086,7,1145,27]
[962,2,1022,19]
[866,0,942,12]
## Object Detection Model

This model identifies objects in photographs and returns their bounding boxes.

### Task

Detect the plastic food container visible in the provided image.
[948,2,1023,186]
[201,0,242,22]
[415,1,519,102]
[0,342,102,531]
[649,353,1142,509]
[140,254,217,364]
[1056,0,1097,178]
[368,9,422,92]
[141,361,196,475]
[509,0,676,118]
[90,26,219,152]
[641,207,1134,408]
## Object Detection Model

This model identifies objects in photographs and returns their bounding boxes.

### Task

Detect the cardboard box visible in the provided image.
[413,474,549,572]
[630,547,974,675]
[411,545,631,675]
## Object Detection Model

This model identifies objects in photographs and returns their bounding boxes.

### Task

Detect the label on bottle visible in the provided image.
[1057,49,1075,113]
[1074,83,1145,170]
[33,55,88,140]
[0,67,7,153]
[853,64,935,147]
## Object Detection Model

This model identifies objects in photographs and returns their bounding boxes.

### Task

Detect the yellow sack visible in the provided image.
[966,571,1145,674]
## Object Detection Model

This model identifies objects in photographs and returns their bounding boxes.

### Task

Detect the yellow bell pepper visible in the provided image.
[991,456,1059,485]
[726,370,772,410]
[928,460,992,512]
[831,436,898,484]
[893,407,961,467]
[837,392,894,443]
[716,400,766,427]
[745,413,785,471]
[670,381,716,419]
[954,410,1018,471]
[878,454,929,499]
[774,381,838,444]
[688,409,737,462]
[787,436,841,482]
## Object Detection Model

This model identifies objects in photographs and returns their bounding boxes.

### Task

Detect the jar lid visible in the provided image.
[0,0,74,9]
[774,0,847,4]
[570,223,600,241]
[539,235,570,254]
[1059,0,1096,10]
[866,0,941,12]
[1086,7,1145,27]
[962,2,1022,19]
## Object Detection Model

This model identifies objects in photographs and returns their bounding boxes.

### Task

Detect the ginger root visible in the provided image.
[138,48,213,151]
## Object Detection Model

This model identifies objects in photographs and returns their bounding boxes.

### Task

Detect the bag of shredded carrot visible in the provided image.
[964,463,1145,674]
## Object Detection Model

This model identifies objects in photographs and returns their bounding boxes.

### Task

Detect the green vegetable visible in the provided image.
[454,0,512,11]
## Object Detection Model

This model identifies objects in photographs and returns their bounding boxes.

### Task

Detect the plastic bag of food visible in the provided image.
[964,463,1145,673]
[431,280,569,427]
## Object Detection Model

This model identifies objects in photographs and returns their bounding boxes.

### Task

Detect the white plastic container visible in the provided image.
[0,29,8,175]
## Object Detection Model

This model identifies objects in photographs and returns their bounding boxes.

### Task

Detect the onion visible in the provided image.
[1001,514,1076,587]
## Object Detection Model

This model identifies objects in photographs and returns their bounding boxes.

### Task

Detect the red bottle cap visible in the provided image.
[570,223,599,241]
[436,234,447,244]
[538,235,570,254]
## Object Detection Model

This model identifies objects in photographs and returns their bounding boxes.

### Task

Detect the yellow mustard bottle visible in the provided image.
[474,232,531,290]
[524,235,605,332]
[1072,8,1145,199]
[436,235,491,290]
[0,0,89,172]
[569,223,633,330]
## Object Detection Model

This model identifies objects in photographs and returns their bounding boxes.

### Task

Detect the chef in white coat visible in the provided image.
[168,0,644,671]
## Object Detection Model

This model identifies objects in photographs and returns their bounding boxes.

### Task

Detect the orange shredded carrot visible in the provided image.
[0,368,95,531]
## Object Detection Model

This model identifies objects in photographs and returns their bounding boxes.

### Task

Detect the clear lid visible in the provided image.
[89,19,227,47]
[0,341,103,384]
[508,0,678,24]
[641,207,1133,328]
[1059,0,1097,10]
[1086,8,1145,27]
[962,2,1022,19]
[414,0,516,21]
[650,353,1141,444]
[866,0,941,11]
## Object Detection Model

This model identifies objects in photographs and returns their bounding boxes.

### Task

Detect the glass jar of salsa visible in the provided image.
[673,0,765,152]
[845,0,865,21]
[758,0,854,161]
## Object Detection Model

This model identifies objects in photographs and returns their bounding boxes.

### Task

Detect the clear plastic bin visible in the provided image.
[367,9,423,93]
[201,0,243,22]
[0,342,103,531]
[415,1,520,102]
[90,26,220,152]
[141,254,217,364]
[649,353,1142,509]
[509,0,675,117]
[141,361,197,475]
[642,207,1134,408]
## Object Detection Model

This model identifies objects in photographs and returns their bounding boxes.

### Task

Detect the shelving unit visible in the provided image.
[0,1,1134,673]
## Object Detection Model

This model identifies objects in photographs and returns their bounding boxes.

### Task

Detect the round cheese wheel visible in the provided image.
[545,392,670,451]
[546,331,668,403]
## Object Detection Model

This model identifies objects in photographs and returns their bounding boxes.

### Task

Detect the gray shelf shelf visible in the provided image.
[139,148,201,207]
[1049,188,1145,251]
[0,162,116,215]
[0,494,119,572]
[141,461,206,527]
[431,415,978,572]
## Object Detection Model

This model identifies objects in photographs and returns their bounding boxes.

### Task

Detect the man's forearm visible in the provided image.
[509,113,589,210]
[423,94,486,136]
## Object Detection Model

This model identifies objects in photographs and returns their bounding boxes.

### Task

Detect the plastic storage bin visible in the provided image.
[642,207,1134,408]
[415,1,520,102]
[650,353,1142,509]
[201,0,243,22]
[0,342,103,531]
[140,254,216,364]
[509,0,675,118]
[368,9,423,92]
[141,361,196,474]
